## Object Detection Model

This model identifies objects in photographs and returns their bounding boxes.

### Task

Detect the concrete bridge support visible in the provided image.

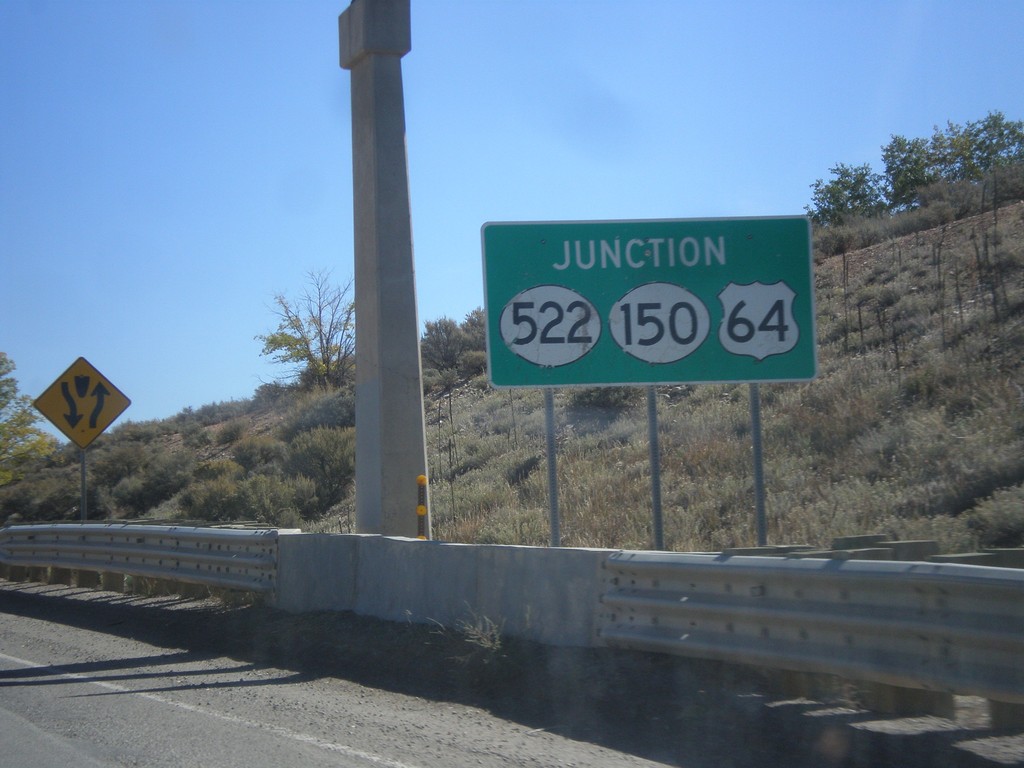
[339,0,430,537]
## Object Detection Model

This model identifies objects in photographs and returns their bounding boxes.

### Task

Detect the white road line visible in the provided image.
[0,651,421,768]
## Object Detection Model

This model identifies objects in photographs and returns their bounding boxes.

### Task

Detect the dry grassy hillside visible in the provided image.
[5,205,1022,555]
[410,204,1024,552]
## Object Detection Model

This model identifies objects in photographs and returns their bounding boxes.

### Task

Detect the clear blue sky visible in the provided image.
[3,0,1022,437]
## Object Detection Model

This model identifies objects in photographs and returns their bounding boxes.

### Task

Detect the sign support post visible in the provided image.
[80,449,87,522]
[749,383,767,546]
[543,389,560,547]
[34,357,131,523]
[647,387,664,550]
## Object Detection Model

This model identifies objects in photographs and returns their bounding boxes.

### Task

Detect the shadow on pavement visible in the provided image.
[2,581,1020,768]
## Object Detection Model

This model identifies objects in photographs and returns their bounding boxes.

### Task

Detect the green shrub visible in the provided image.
[289,474,320,520]
[0,469,80,522]
[216,418,248,445]
[286,426,355,516]
[280,389,355,440]
[181,421,211,449]
[233,435,287,474]
[967,485,1024,548]
[458,349,488,378]
[191,399,253,426]
[106,475,146,515]
[111,420,168,442]
[179,475,247,521]
[192,459,244,482]
[252,381,290,407]
[504,454,541,486]
[568,386,639,410]
[141,450,194,501]
[240,475,304,528]
[90,447,194,517]
[91,443,147,487]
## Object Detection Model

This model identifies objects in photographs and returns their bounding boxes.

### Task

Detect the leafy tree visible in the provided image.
[460,308,486,353]
[457,308,488,377]
[421,309,489,377]
[0,352,56,486]
[808,163,887,226]
[973,111,1024,169]
[813,112,1024,226]
[882,135,938,211]
[258,270,356,390]
[930,112,1024,182]
[421,317,465,372]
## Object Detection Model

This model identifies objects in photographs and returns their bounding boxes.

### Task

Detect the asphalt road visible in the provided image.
[1,581,1022,767]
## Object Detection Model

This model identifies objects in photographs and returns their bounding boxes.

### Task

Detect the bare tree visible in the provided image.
[258,270,356,390]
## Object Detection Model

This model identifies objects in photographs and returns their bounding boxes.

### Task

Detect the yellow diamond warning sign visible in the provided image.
[34,357,131,448]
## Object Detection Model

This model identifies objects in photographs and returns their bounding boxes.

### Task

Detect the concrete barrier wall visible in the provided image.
[273,532,362,613]
[274,533,611,647]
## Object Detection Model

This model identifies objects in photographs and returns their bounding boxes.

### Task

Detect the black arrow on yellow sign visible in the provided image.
[60,377,111,429]
[90,382,110,429]
[60,381,83,428]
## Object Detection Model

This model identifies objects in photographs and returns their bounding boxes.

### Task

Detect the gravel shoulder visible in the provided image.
[1,580,1022,767]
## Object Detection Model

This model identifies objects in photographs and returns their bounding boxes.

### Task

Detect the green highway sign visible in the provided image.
[482,216,816,387]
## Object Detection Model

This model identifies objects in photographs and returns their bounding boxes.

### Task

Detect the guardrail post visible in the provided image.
[175,581,210,600]
[991,701,1024,730]
[48,566,72,586]
[72,569,100,589]
[860,683,955,719]
[101,571,125,593]
[773,670,822,699]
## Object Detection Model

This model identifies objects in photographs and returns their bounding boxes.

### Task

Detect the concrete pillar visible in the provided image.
[339,0,430,537]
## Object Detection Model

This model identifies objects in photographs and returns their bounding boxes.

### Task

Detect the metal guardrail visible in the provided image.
[0,523,279,593]
[598,551,1024,706]
[6,526,1024,718]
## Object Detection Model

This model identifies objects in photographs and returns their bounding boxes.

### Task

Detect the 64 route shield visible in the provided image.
[718,281,799,361]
